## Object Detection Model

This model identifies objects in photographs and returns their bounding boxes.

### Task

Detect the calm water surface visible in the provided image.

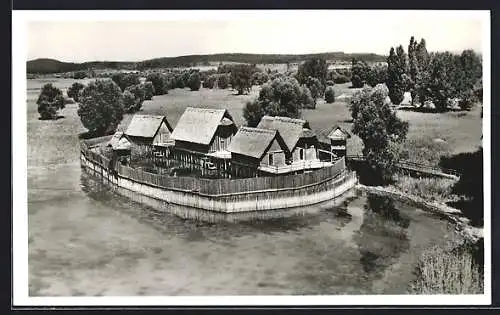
[27,80,458,296]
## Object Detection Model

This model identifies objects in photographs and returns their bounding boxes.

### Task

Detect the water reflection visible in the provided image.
[56,169,453,295]
[355,194,411,278]
[366,194,411,229]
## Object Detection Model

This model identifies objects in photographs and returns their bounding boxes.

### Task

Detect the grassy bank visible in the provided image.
[409,238,484,294]
[391,173,459,204]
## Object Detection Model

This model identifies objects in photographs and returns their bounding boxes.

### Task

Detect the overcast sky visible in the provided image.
[26,11,485,62]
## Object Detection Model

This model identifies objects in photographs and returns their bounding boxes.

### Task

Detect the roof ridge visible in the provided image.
[240,126,277,134]
[186,107,226,112]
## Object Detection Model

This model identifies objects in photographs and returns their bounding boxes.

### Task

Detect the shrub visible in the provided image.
[111,72,140,92]
[122,90,137,113]
[203,75,216,89]
[325,86,336,103]
[37,83,65,120]
[73,71,87,79]
[333,74,350,84]
[299,85,315,109]
[252,71,269,86]
[142,81,155,100]
[306,76,324,104]
[217,73,230,89]
[458,90,476,111]
[187,72,201,91]
[174,74,185,89]
[124,84,146,112]
[67,82,85,102]
[146,72,167,95]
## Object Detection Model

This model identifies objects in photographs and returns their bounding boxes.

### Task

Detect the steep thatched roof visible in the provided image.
[171,107,235,145]
[301,128,316,139]
[107,131,131,150]
[256,116,310,151]
[125,114,173,139]
[317,125,351,143]
[227,127,288,159]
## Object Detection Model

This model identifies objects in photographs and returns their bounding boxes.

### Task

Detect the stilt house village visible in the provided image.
[99,107,350,179]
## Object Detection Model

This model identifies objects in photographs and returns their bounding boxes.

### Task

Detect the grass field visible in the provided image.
[28,78,482,168]
[123,83,481,167]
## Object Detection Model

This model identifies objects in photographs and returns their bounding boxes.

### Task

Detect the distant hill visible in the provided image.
[27,58,136,74]
[27,52,387,74]
[27,58,82,74]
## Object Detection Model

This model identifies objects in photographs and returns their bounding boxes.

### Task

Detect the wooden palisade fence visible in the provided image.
[81,138,348,196]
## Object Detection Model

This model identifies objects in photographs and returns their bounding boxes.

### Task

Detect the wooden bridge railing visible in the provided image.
[345,154,461,178]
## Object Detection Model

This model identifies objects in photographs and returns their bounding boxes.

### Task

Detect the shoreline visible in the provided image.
[356,184,483,243]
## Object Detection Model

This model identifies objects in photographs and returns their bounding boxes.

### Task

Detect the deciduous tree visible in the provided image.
[37,83,65,120]
[230,64,253,95]
[305,76,324,107]
[325,86,336,103]
[351,84,409,183]
[111,72,140,92]
[142,81,155,100]
[187,71,201,91]
[351,59,370,88]
[296,58,328,86]
[77,80,124,136]
[386,46,407,105]
[242,100,265,127]
[67,82,85,102]
[365,64,388,88]
[242,76,303,126]
[146,72,168,95]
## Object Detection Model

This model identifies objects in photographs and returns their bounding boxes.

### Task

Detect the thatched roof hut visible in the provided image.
[125,114,173,142]
[227,127,289,160]
[256,116,315,152]
[317,125,351,143]
[171,107,237,148]
[107,131,131,152]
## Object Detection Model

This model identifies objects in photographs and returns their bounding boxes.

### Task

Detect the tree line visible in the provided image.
[351,37,482,111]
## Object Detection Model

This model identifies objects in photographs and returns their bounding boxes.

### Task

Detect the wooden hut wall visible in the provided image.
[174,140,209,154]
[209,125,235,153]
[152,122,172,145]
[129,136,153,157]
[230,153,260,177]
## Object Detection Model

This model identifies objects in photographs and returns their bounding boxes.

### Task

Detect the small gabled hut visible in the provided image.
[107,131,131,155]
[227,127,289,177]
[256,116,318,164]
[124,114,174,156]
[317,125,351,160]
[171,107,237,169]
[106,131,132,169]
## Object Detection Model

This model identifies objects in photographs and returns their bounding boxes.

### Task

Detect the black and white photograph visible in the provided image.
[12,10,491,306]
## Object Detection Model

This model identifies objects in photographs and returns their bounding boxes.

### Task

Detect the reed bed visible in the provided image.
[392,173,458,203]
[409,240,483,294]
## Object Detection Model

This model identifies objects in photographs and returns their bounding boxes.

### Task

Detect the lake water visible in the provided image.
[26,80,459,296]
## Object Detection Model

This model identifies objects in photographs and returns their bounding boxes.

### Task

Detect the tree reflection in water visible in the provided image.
[355,193,411,276]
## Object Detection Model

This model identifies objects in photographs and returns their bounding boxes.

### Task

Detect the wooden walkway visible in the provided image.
[346,155,461,180]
